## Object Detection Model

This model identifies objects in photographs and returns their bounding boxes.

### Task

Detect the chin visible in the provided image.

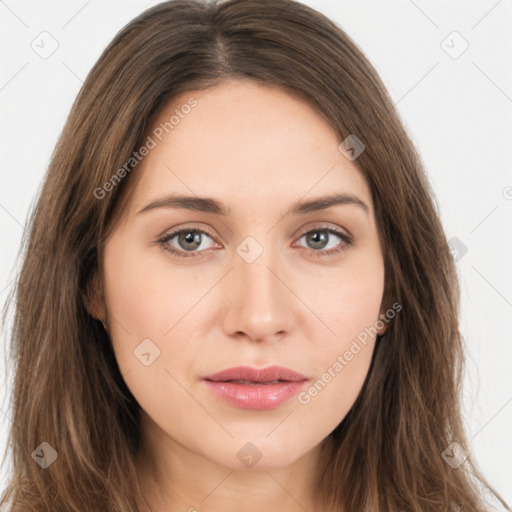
[200,436,315,472]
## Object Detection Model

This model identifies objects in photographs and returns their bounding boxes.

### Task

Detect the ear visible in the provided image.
[376,312,389,336]
[83,270,106,323]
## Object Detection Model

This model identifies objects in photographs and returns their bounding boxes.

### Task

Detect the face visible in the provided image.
[95,79,387,473]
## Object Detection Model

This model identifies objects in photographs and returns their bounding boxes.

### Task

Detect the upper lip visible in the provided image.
[204,365,308,383]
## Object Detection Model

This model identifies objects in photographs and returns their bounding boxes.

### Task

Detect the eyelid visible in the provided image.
[158,221,352,242]
[293,221,353,241]
[156,222,219,242]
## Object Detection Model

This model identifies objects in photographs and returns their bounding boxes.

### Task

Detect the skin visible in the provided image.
[89,78,388,512]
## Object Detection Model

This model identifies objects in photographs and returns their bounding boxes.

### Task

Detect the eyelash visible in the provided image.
[156,224,353,260]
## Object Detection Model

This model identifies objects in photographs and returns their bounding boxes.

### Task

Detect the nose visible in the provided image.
[221,244,295,344]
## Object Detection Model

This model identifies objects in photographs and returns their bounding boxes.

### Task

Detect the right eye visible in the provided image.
[157,227,218,258]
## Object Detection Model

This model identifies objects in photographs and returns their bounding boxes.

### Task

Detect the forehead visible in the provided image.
[129,79,372,216]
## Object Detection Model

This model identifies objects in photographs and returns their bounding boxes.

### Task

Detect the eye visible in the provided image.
[157,226,217,258]
[157,224,353,259]
[293,226,353,258]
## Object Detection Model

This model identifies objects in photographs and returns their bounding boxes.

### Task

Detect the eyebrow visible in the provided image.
[136,192,369,216]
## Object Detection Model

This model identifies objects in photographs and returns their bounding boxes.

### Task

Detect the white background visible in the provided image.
[1,0,511,505]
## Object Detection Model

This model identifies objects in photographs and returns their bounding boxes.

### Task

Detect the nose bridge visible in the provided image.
[223,232,292,340]
[236,233,282,306]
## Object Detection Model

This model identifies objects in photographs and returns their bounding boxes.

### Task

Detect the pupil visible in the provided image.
[308,231,327,249]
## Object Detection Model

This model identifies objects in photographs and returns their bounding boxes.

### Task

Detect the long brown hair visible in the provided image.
[1,0,509,510]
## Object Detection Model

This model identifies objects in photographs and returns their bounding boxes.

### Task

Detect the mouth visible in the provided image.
[204,364,308,383]
[212,379,286,385]
[203,365,309,410]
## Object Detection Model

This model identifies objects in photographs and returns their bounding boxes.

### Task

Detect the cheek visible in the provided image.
[312,253,385,344]
[102,239,202,376]
[298,324,376,436]
[102,244,202,420]
[297,253,384,424]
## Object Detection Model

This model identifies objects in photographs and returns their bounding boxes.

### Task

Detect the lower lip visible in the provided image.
[204,380,308,410]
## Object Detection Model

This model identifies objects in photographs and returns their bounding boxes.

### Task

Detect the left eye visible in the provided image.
[157,226,352,258]
[295,228,349,252]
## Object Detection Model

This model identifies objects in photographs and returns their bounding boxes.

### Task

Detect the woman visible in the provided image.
[1,0,509,510]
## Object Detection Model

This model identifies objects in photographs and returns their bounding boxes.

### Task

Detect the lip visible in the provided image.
[204,365,308,383]
[203,365,309,410]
